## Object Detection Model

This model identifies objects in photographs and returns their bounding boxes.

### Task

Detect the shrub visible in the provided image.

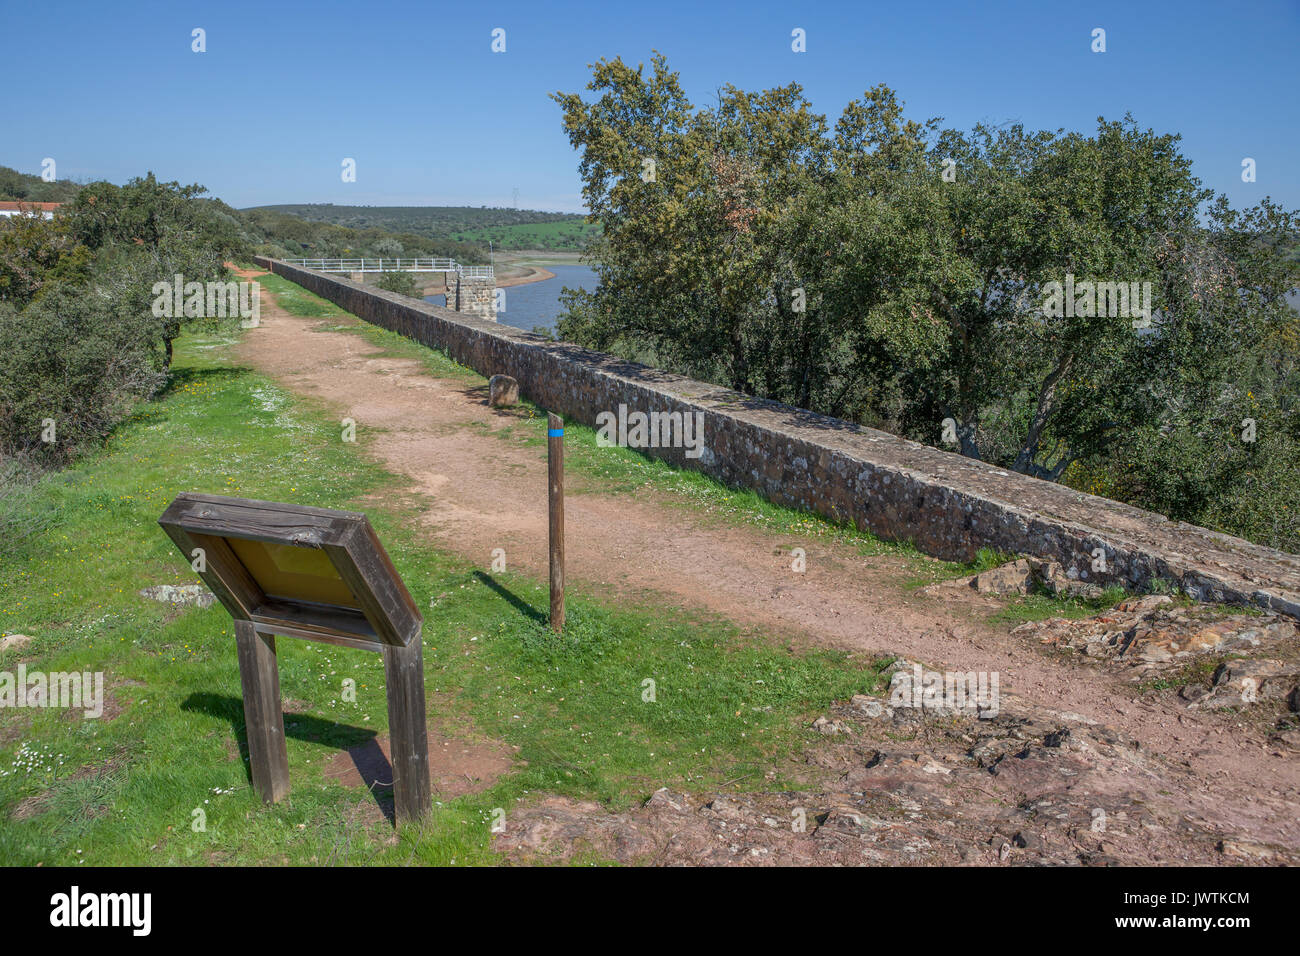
[376,269,421,298]
[0,282,163,468]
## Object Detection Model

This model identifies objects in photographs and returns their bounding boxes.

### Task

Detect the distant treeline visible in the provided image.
[238,205,488,263]
[0,170,566,263]
[249,203,596,251]
[0,166,82,203]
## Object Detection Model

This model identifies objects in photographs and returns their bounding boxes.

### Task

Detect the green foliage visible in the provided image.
[554,54,1300,554]
[0,173,240,476]
[254,202,582,241]
[0,212,87,307]
[375,269,420,298]
[0,165,82,203]
[450,219,600,251]
[240,205,487,264]
[0,284,163,468]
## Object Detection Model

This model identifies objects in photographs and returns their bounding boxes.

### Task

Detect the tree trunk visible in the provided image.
[1012,353,1074,476]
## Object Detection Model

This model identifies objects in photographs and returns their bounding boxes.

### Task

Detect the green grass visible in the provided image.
[1138,654,1236,694]
[0,309,890,865]
[251,272,349,319]
[989,585,1130,625]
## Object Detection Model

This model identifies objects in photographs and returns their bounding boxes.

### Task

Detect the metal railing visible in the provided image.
[283,257,492,279]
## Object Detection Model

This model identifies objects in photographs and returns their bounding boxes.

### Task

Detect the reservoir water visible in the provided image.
[427,272,1298,338]
[425,264,599,336]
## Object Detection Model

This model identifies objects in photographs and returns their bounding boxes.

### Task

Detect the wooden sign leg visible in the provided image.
[234,620,290,803]
[383,639,431,825]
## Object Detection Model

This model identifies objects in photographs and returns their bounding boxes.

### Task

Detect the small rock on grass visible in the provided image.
[138,584,215,609]
[0,634,32,652]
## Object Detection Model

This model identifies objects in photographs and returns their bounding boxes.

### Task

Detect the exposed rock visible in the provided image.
[812,716,848,735]
[646,788,691,813]
[1212,658,1299,697]
[1026,558,1105,600]
[849,694,891,719]
[138,584,216,610]
[705,795,747,821]
[1013,830,1042,851]
[1014,599,1299,682]
[1116,594,1174,613]
[488,374,519,408]
[1217,840,1276,861]
[972,559,1033,595]
[1191,659,1300,710]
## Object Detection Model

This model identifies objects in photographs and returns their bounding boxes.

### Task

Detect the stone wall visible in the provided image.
[253,256,1300,619]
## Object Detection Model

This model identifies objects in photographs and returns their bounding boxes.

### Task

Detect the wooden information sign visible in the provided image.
[158,493,431,824]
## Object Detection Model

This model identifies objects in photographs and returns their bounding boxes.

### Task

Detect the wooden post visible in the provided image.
[383,639,431,825]
[234,620,290,803]
[548,412,565,633]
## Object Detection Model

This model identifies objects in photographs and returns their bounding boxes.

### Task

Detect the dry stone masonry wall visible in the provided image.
[253,257,1300,620]
[443,271,496,322]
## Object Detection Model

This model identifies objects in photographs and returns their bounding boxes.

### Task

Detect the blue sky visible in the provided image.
[2,0,1296,213]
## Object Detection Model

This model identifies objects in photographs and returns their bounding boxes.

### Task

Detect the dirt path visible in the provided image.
[233,267,1299,861]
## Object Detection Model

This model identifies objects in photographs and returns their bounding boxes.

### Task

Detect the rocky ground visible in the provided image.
[498,579,1300,866]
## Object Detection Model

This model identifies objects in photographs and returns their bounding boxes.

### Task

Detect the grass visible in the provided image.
[989,585,1130,625]
[0,299,892,865]
[1138,654,1235,694]
[250,272,348,319]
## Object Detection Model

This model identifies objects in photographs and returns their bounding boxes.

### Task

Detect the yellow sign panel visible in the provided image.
[227,538,361,609]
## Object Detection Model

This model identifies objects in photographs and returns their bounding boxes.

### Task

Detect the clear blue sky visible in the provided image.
[2,0,1296,213]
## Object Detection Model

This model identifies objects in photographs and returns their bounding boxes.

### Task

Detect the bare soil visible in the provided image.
[233,266,1299,863]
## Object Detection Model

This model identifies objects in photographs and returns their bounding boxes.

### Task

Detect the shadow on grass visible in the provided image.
[157,363,251,400]
[473,570,547,625]
[181,692,399,825]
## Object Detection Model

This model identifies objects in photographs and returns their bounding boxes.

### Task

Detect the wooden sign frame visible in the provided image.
[158,493,430,824]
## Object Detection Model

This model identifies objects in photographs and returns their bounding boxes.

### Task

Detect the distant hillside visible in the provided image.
[0,165,83,203]
[247,204,595,250]
[451,219,601,251]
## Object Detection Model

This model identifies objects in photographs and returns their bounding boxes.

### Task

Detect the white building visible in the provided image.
[0,201,61,220]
